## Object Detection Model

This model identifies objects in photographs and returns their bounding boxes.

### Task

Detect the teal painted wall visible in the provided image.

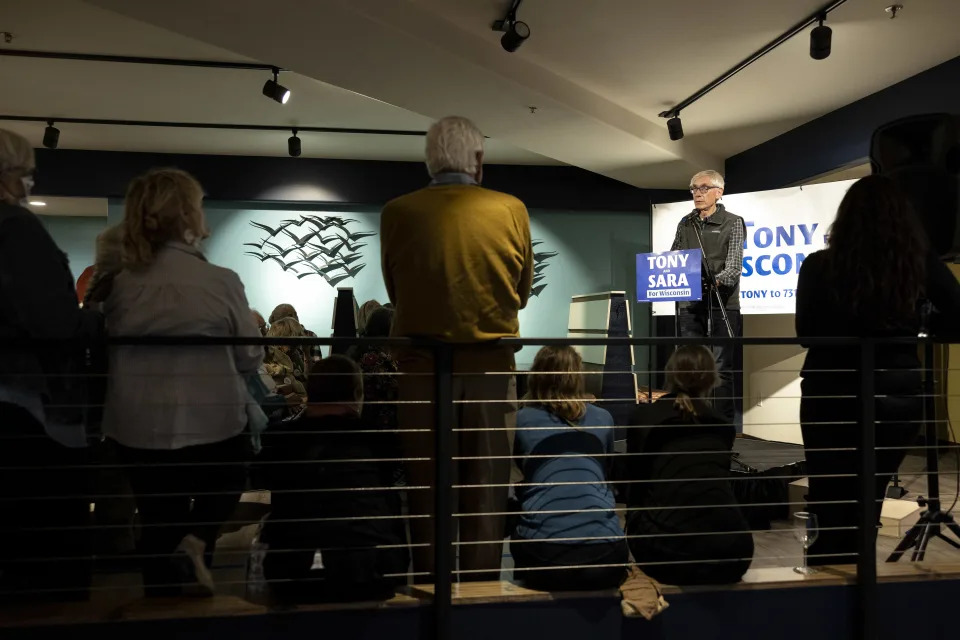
[39,215,107,281]
[105,200,652,370]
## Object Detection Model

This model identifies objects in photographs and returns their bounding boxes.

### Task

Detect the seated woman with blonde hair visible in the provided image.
[625,345,752,585]
[511,345,627,591]
[264,316,308,406]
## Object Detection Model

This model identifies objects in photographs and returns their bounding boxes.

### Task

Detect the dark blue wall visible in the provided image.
[32,149,685,212]
[725,56,960,193]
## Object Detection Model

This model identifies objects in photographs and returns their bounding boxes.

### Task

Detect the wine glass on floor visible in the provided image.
[793,511,819,575]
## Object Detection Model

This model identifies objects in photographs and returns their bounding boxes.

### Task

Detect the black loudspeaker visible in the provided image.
[870,113,960,259]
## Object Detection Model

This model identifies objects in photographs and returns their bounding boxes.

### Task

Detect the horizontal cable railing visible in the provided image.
[1,334,958,640]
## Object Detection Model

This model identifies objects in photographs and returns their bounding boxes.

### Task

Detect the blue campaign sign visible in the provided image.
[636,249,702,303]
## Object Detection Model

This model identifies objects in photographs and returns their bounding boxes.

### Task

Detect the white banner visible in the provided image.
[650,179,856,315]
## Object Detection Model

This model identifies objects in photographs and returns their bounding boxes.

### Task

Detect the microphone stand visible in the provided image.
[689,213,735,416]
[690,213,734,340]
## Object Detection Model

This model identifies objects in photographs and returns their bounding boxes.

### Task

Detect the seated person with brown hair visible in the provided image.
[259,355,408,602]
[512,345,627,591]
[625,345,753,585]
[270,302,321,363]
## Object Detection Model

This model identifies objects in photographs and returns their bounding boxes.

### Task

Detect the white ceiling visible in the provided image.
[3,0,958,188]
[415,0,960,158]
[0,0,556,164]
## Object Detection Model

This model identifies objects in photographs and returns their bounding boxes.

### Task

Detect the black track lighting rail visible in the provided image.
[0,48,284,72]
[0,115,426,137]
[658,0,849,120]
[492,0,524,31]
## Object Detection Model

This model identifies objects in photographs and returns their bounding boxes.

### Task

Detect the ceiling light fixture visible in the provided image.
[658,0,848,142]
[492,0,530,53]
[42,121,60,149]
[809,14,832,60]
[667,116,684,141]
[28,200,46,206]
[288,129,301,157]
[885,4,903,19]
[262,67,291,104]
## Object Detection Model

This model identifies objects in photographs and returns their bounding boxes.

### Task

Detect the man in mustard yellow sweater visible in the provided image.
[381,116,533,580]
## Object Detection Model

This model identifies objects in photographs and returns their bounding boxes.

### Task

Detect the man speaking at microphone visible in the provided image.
[670,170,744,423]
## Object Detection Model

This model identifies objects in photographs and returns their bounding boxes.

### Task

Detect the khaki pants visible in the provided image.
[396,346,517,581]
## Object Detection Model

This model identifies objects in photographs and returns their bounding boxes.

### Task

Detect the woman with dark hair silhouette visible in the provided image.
[625,345,752,585]
[797,174,960,565]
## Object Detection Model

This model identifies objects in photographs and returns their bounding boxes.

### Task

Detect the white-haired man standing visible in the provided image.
[380,116,533,580]
[671,170,745,424]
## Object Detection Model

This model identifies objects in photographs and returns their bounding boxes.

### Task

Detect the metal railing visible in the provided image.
[0,334,958,640]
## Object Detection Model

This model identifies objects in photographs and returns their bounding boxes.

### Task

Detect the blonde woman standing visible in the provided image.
[511,346,626,590]
[103,168,262,596]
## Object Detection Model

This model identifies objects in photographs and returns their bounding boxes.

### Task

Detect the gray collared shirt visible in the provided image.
[102,242,263,449]
[429,172,478,186]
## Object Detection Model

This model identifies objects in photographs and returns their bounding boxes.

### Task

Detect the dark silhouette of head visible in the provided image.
[825,174,928,327]
[307,355,363,416]
[362,307,394,338]
[665,345,718,416]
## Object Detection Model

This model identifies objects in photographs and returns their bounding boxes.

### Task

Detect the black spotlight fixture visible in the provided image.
[492,0,530,53]
[263,67,291,104]
[288,129,301,157]
[501,21,530,52]
[42,120,60,149]
[667,115,684,141]
[810,14,832,60]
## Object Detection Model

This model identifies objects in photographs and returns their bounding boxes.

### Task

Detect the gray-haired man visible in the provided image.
[670,170,745,423]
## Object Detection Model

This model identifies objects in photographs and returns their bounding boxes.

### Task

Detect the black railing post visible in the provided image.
[432,343,455,640]
[857,338,877,640]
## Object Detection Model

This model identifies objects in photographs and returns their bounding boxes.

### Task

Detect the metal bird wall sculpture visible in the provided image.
[245,217,551,297]
[244,215,375,287]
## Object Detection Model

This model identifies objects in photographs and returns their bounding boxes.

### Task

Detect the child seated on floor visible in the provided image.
[259,355,408,602]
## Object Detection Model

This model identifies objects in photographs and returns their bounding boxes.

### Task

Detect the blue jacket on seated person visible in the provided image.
[514,404,623,543]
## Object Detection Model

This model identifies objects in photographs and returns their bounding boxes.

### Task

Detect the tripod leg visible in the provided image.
[942,520,960,547]
[935,532,960,550]
[887,524,924,562]
[913,523,936,562]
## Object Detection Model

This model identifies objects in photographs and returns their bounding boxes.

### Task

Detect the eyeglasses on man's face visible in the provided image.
[689,185,719,195]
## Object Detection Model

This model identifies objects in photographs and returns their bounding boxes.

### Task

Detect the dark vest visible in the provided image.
[674,204,743,309]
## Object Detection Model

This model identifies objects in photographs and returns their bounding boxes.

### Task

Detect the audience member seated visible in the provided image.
[350,305,404,486]
[83,221,124,307]
[511,346,627,591]
[625,345,753,585]
[251,309,268,337]
[0,128,102,602]
[102,168,263,596]
[349,306,398,428]
[357,299,381,331]
[264,317,308,408]
[796,175,960,565]
[260,355,409,602]
[270,302,321,363]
